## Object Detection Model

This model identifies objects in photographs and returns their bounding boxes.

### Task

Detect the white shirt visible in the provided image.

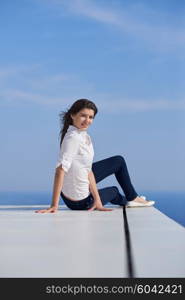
[55,125,94,200]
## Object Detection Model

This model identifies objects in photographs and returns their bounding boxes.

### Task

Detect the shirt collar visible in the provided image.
[68,125,87,135]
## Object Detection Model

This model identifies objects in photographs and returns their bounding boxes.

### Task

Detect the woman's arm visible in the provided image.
[51,167,65,207]
[35,166,65,213]
[88,171,112,211]
[88,171,102,206]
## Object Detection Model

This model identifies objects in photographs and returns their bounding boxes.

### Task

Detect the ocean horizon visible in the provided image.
[0,190,184,227]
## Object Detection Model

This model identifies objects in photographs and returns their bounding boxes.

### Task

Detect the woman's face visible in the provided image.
[71,108,95,130]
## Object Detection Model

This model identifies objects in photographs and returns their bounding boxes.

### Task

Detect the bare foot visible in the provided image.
[132,196,148,204]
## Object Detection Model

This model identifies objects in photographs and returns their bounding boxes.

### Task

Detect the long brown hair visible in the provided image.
[59,99,98,147]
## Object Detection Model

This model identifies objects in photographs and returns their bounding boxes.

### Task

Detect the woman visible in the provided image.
[36,99,154,213]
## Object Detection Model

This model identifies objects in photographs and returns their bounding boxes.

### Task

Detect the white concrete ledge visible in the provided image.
[126,207,185,278]
[0,205,126,278]
[0,205,184,278]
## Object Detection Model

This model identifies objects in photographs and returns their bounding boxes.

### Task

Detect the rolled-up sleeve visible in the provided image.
[55,133,80,173]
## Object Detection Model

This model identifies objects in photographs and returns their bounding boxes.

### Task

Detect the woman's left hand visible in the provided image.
[88,204,113,211]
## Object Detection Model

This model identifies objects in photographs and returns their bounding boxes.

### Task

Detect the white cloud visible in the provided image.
[0,64,73,105]
[0,64,41,79]
[1,64,184,112]
[1,87,185,112]
[97,98,185,112]
[65,0,121,25]
[26,74,70,90]
[0,89,68,105]
[54,0,185,53]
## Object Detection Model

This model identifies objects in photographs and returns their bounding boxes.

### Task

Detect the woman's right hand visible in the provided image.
[35,206,58,213]
[88,204,113,212]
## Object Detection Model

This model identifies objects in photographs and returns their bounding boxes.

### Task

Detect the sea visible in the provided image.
[0,190,184,227]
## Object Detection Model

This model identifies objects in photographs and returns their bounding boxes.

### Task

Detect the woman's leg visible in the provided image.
[98,186,127,206]
[92,155,138,201]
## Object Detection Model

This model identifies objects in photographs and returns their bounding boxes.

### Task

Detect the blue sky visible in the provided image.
[0,0,185,193]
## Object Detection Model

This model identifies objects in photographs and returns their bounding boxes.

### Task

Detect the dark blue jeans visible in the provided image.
[61,155,138,210]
